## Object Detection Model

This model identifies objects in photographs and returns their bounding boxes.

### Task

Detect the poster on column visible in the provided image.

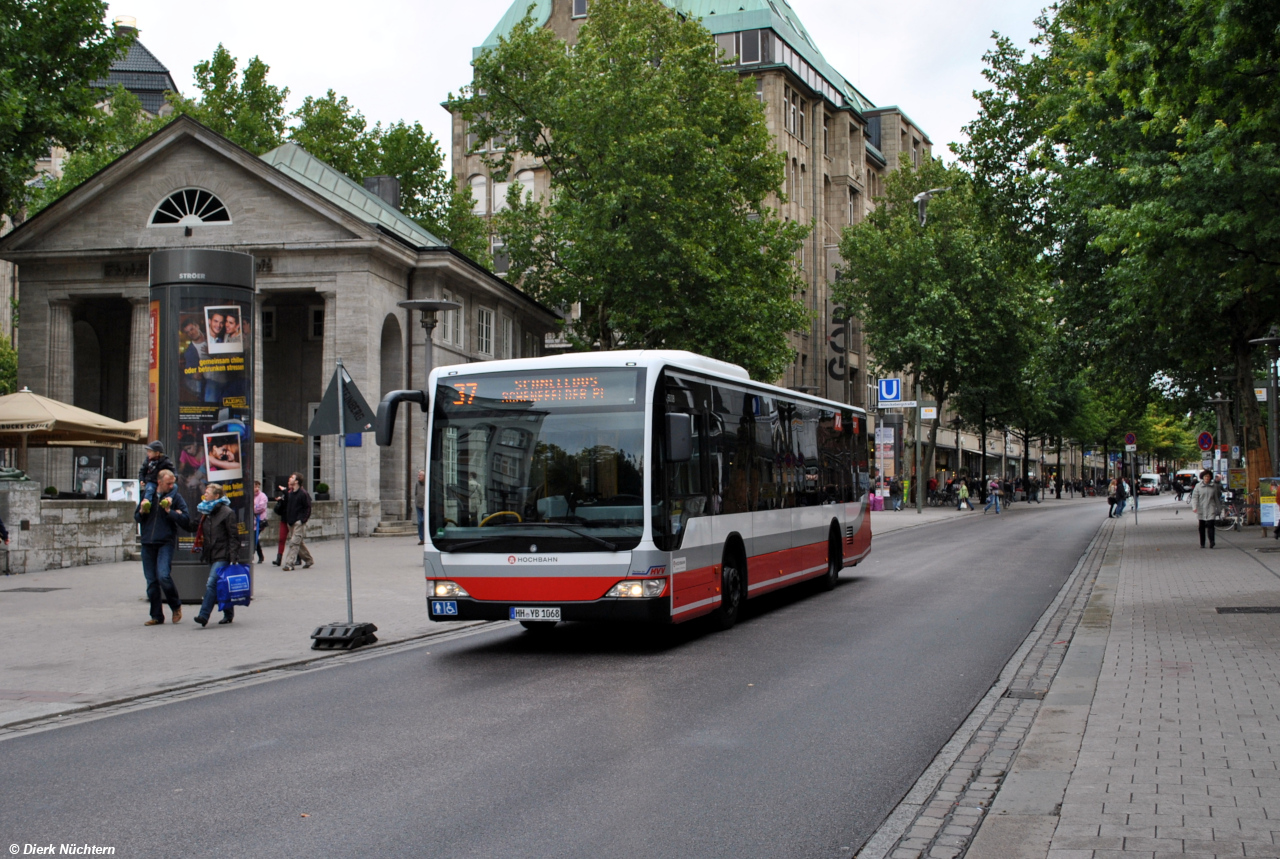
[174,296,253,551]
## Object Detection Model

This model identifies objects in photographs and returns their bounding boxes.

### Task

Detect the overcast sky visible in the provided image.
[109,0,1050,163]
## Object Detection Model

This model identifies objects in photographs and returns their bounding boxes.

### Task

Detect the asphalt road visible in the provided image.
[0,501,1107,859]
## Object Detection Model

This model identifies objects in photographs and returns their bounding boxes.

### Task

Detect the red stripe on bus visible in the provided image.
[747,540,829,588]
[446,577,619,602]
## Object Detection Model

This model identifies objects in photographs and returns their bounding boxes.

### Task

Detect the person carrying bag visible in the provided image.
[192,483,243,627]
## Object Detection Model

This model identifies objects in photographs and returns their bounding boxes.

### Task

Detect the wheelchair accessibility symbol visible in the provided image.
[877,379,902,403]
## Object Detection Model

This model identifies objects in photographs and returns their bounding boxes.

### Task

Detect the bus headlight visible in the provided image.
[605,579,666,598]
[433,581,470,598]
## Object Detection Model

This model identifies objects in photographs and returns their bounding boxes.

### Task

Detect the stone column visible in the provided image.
[127,296,151,478]
[46,299,74,490]
[318,290,338,498]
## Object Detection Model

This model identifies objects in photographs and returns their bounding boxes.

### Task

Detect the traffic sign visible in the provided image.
[1232,445,1241,459]
[1125,444,1137,452]
[877,379,902,403]
[1124,432,1137,446]
[921,407,938,420]
[1197,431,1214,452]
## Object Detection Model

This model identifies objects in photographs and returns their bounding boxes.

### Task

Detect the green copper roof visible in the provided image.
[474,0,878,116]
[260,143,447,249]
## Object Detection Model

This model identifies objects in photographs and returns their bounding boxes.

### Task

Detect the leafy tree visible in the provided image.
[957,0,1280,476]
[27,85,165,215]
[0,333,16,394]
[836,158,1040,484]
[168,44,288,154]
[0,0,132,219]
[448,0,808,380]
[289,91,490,262]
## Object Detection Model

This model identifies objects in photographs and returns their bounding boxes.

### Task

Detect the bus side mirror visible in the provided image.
[665,413,693,462]
[375,389,428,447]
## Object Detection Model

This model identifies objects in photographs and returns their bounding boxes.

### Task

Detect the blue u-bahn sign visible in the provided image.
[878,379,902,404]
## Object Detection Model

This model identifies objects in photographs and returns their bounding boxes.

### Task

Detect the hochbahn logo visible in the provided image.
[508,555,559,564]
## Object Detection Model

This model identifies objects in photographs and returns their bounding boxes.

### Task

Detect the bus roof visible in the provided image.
[430,350,866,414]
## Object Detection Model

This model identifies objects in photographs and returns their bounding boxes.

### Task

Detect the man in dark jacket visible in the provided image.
[281,472,313,571]
[134,469,191,626]
[193,483,242,626]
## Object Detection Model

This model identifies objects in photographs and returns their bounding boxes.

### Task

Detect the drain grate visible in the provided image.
[1003,688,1046,699]
[1217,606,1280,614]
[1,587,69,593]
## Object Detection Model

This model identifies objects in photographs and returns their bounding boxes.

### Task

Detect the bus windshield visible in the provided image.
[428,368,646,553]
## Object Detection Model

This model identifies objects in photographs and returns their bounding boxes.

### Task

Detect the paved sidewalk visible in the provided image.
[0,534,483,728]
[858,492,1280,859]
[871,490,1109,535]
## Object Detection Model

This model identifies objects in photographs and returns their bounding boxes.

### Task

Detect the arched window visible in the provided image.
[469,175,488,215]
[149,188,230,226]
[516,170,535,203]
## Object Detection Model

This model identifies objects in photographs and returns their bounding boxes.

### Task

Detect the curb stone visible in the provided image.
[856,516,1117,859]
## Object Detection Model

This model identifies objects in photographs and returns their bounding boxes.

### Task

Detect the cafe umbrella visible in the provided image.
[0,388,140,471]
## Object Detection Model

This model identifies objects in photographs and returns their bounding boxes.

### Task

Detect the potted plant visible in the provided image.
[42,485,59,499]
[314,482,331,501]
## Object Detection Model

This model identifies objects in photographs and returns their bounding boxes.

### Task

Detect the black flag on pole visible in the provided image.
[308,366,376,436]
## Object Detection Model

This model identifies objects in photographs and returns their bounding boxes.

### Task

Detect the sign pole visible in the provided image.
[915,383,923,514]
[337,358,353,625]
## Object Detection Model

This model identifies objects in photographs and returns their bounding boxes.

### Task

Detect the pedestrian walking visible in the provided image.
[1190,469,1223,549]
[1114,475,1130,517]
[1107,477,1118,517]
[889,477,903,512]
[134,469,192,626]
[270,484,288,566]
[983,478,1002,514]
[252,479,268,563]
[415,469,426,545]
[193,483,240,627]
[957,479,974,511]
[281,472,313,571]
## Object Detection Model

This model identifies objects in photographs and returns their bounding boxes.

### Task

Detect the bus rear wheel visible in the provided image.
[713,555,744,630]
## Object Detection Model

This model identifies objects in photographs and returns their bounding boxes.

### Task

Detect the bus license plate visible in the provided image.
[510,607,561,621]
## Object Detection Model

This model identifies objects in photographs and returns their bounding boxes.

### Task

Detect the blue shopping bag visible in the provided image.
[215,564,252,612]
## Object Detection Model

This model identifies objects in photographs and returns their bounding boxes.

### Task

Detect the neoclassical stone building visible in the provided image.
[0,116,559,530]
[456,0,932,407]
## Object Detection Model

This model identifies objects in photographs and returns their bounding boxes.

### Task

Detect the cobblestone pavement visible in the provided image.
[861,493,1280,859]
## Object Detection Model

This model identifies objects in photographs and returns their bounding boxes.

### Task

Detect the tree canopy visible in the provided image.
[448,0,808,380]
[24,44,489,260]
[0,0,131,219]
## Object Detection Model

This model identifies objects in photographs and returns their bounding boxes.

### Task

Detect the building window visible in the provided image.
[502,316,514,359]
[308,306,324,340]
[516,170,535,203]
[756,77,764,104]
[465,122,481,153]
[523,331,539,358]
[261,307,276,341]
[149,188,231,226]
[477,307,494,356]
[715,32,736,62]
[912,137,920,167]
[823,115,830,156]
[492,180,510,212]
[492,238,509,276]
[740,30,760,64]
[798,99,805,143]
[442,291,463,348]
[799,164,806,210]
[469,175,487,216]
[787,88,797,136]
[572,0,587,18]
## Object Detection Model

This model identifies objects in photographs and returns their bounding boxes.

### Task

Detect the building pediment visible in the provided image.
[0,117,390,262]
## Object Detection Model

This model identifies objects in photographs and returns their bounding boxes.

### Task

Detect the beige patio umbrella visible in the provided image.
[123,417,305,445]
[0,388,140,471]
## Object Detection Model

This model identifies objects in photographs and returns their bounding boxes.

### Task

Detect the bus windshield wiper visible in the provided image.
[515,522,618,552]
[442,523,619,552]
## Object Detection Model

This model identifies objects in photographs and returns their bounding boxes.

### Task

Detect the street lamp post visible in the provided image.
[949,416,963,477]
[375,299,461,448]
[1249,327,1280,477]
[1208,392,1232,477]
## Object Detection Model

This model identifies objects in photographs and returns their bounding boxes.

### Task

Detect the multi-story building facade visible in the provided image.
[452,0,932,408]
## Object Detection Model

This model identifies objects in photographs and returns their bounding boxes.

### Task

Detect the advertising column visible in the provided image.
[149,249,255,601]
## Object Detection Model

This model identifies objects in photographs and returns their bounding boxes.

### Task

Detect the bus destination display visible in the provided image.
[440,369,640,409]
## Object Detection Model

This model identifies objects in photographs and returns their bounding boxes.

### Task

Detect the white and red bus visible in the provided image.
[385,350,871,630]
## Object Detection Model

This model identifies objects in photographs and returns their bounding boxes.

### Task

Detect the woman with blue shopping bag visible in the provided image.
[193,483,244,627]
